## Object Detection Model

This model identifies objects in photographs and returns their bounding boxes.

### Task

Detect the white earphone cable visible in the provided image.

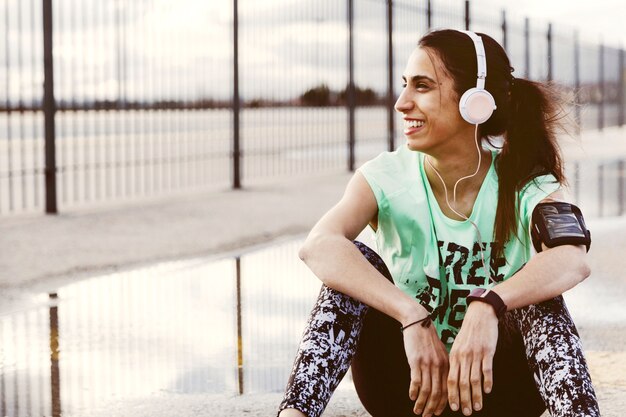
[425,124,495,285]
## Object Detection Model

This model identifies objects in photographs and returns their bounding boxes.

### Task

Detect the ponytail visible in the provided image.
[493,77,570,257]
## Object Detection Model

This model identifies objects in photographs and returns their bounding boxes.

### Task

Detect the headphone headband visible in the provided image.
[458,30,487,90]
[456,29,496,124]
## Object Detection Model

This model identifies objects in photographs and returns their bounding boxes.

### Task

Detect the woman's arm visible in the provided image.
[492,189,591,309]
[299,170,449,416]
[298,170,426,326]
[447,190,591,415]
[491,244,589,309]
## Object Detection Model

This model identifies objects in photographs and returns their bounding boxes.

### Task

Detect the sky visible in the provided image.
[475,0,626,46]
[225,0,626,100]
[3,0,625,104]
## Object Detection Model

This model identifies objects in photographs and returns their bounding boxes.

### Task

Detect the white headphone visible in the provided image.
[457,30,497,124]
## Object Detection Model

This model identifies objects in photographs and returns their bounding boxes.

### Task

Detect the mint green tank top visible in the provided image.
[357,143,560,350]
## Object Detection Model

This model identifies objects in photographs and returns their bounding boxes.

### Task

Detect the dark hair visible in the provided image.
[418,29,571,258]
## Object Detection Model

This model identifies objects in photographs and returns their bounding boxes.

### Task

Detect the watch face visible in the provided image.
[469,288,487,297]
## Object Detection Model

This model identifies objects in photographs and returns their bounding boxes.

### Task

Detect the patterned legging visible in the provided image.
[277,241,600,417]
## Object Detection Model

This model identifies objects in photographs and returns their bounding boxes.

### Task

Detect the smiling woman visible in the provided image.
[276,28,599,417]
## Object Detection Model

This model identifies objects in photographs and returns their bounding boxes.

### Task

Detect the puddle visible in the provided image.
[0,237,361,417]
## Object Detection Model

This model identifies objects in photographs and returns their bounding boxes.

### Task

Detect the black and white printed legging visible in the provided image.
[277,241,600,417]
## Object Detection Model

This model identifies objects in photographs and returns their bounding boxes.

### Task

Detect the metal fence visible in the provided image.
[0,0,624,215]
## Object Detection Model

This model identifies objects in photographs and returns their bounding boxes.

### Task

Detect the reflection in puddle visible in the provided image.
[50,293,61,417]
[0,237,359,417]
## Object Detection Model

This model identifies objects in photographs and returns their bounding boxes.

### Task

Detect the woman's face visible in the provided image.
[395,47,473,153]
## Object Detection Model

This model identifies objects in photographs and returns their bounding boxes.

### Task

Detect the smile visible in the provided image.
[404,119,425,128]
[403,119,425,134]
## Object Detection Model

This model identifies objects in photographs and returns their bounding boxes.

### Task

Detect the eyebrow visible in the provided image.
[402,75,436,84]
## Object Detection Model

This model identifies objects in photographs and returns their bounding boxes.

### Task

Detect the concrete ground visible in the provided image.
[0,171,352,293]
[1,126,626,416]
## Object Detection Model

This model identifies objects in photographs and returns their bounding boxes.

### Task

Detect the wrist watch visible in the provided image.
[466,288,507,319]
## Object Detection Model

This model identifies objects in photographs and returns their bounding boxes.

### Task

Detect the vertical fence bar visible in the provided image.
[82,0,90,201]
[574,30,581,135]
[115,1,122,106]
[464,0,470,30]
[524,17,530,78]
[598,40,604,131]
[43,0,57,214]
[232,0,241,189]
[103,0,111,200]
[57,0,66,206]
[17,0,25,211]
[501,10,507,52]
[547,23,552,82]
[115,0,123,199]
[619,160,624,215]
[4,1,13,213]
[574,161,580,206]
[347,0,355,172]
[95,0,103,201]
[617,46,625,127]
[70,0,77,204]
[386,0,394,152]
[427,0,432,30]
[598,163,604,217]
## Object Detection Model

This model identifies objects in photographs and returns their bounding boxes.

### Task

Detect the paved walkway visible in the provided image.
[0,171,352,291]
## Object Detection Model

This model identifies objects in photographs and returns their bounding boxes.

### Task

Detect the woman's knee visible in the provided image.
[352,240,393,282]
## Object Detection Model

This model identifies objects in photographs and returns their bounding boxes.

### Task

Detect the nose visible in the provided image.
[394,88,414,113]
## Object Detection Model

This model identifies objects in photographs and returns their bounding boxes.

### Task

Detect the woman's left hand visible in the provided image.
[447,301,499,415]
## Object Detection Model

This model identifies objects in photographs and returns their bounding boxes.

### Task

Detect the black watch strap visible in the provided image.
[466,288,507,319]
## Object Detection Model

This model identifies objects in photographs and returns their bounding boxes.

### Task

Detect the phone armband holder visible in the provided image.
[531,202,591,253]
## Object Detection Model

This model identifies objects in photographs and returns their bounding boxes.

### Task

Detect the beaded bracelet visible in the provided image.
[400,315,432,332]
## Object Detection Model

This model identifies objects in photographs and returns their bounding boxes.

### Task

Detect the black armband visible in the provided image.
[531,202,591,253]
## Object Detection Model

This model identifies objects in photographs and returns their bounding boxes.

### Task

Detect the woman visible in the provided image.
[276,29,599,417]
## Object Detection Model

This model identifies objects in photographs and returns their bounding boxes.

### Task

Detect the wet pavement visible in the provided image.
[0,238,329,416]
[1,218,625,416]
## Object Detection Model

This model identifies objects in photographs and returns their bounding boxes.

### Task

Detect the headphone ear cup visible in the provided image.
[459,88,496,124]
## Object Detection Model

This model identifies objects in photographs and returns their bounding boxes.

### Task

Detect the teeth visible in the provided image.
[405,120,425,128]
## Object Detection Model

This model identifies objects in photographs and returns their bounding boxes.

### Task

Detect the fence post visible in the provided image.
[501,9,507,52]
[598,40,604,131]
[547,23,552,82]
[524,17,530,78]
[43,0,57,214]
[465,0,470,30]
[619,45,624,127]
[347,0,355,171]
[386,0,394,152]
[598,163,603,217]
[619,160,624,215]
[427,0,432,30]
[574,30,581,135]
[574,161,580,206]
[233,0,241,189]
